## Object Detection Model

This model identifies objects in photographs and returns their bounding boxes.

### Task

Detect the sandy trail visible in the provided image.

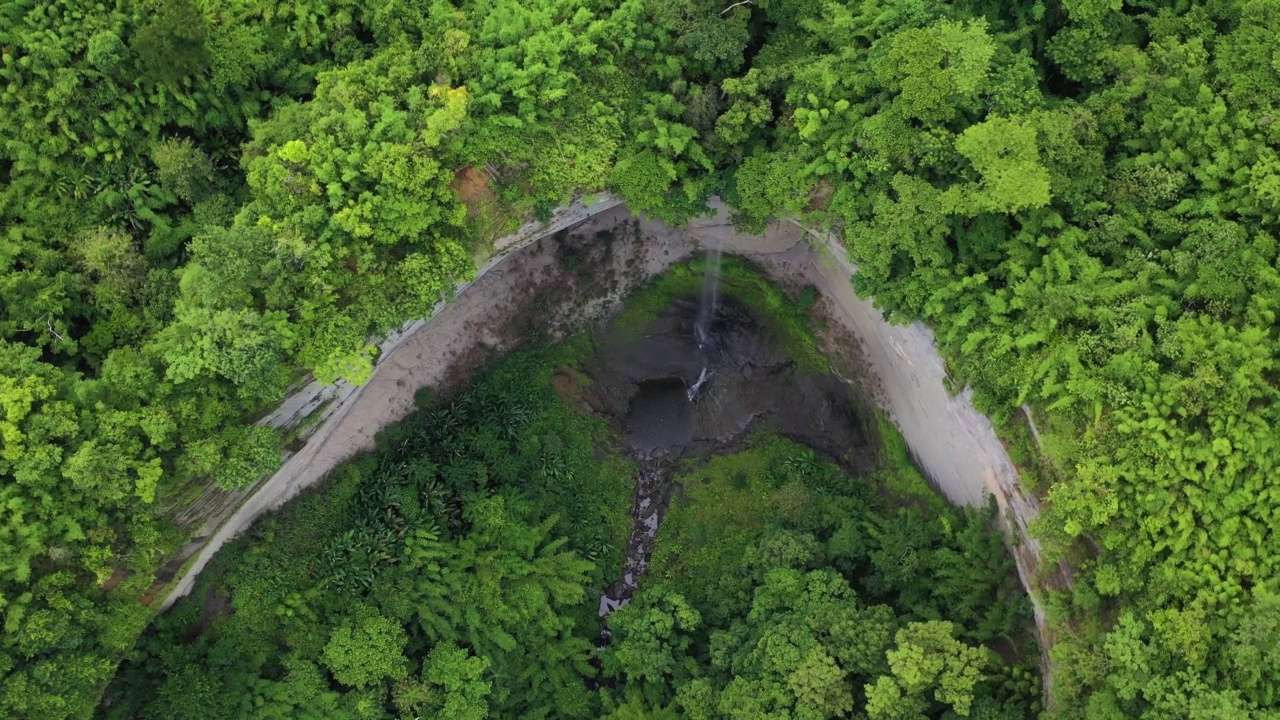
[161,201,1052,682]
[687,207,1052,678]
[161,197,621,610]
[735,223,1052,675]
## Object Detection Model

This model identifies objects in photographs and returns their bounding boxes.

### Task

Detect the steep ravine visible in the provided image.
[161,198,1056,687]
[590,292,884,627]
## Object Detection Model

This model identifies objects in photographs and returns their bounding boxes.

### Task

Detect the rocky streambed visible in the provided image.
[582,293,880,623]
[162,198,1055,687]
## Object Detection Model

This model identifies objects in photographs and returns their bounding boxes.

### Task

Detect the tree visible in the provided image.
[132,0,212,85]
[398,498,596,716]
[420,643,493,720]
[866,621,991,718]
[704,569,892,718]
[322,606,410,689]
[154,305,296,400]
[605,586,702,689]
[1228,591,1280,707]
[872,19,996,126]
[732,150,812,231]
[73,228,148,311]
[951,116,1052,215]
[151,138,215,203]
[249,654,344,719]
[239,47,473,383]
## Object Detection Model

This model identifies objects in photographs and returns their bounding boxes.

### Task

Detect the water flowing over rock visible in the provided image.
[593,290,879,630]
[161,197,1055,691]
[694,240,723,351]
[598,460,667,620]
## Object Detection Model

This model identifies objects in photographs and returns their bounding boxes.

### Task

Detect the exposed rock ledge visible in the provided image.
[160,198,1054,690]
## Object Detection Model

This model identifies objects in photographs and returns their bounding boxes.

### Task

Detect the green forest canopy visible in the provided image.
[100,329,1040,720]
[1,0,1279,717]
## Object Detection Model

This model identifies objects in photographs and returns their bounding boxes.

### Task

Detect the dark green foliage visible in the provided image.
[100,347,633,719]
[4,0,1280,716]
[132,0,212,85]
[102,341,1036,719]
[606,436,1039,719]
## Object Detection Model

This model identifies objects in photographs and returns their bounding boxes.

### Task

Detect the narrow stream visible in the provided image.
[597,459,669,624]
[597,373,700,633]
[598,243,724,634]
[590,252,886,653]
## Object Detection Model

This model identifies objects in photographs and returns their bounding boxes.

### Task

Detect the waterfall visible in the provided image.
[688,242,722,402]
[686,366,711,402]
[694,242,722,350]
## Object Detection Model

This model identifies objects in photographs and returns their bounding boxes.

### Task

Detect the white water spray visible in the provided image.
[688,242,723,402]
[694,242,722,350]
[686,366,712,401]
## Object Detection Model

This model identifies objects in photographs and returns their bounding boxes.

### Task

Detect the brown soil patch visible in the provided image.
[806,180,836,212]
[453,166,512,252]
[452,166,495,208]
[101,567,133,594]
[552,369,605,415]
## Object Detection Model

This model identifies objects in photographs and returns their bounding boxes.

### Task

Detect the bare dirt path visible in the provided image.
[161,201,1053,686]
[685,206,1053,681]
[161,197,621,610]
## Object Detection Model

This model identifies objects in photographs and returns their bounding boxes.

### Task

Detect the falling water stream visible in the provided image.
[694,240,722,349]
[686,366,711,402]
[598,242,725,638]
[687,242,722,401]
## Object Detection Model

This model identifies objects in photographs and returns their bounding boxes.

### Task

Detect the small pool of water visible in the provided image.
[625,378,693,454]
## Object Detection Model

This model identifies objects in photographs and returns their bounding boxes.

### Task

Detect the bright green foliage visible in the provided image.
[154,306,296,400]
[872,20,996,125]
[322,606,409,688]
[0,339,185,716]
[417,643,493,720]
[4,0,1280,716]
[732,150,812,231]
[239,49,473,382]
[610,434,1038,719]
[605,586,702,687]
[867,621,991,718]
[718,69,777,147]
[0,1,379,711]
[712,569,868,718]
[952,116,1053,214]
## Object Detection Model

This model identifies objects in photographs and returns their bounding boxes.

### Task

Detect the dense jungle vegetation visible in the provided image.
[101,339,1038,719]
[1,0,1279,717]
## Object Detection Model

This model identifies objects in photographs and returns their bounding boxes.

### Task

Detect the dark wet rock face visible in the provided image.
[589,295,877,471]
[588,293,879,626]
[625,378,693,454]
